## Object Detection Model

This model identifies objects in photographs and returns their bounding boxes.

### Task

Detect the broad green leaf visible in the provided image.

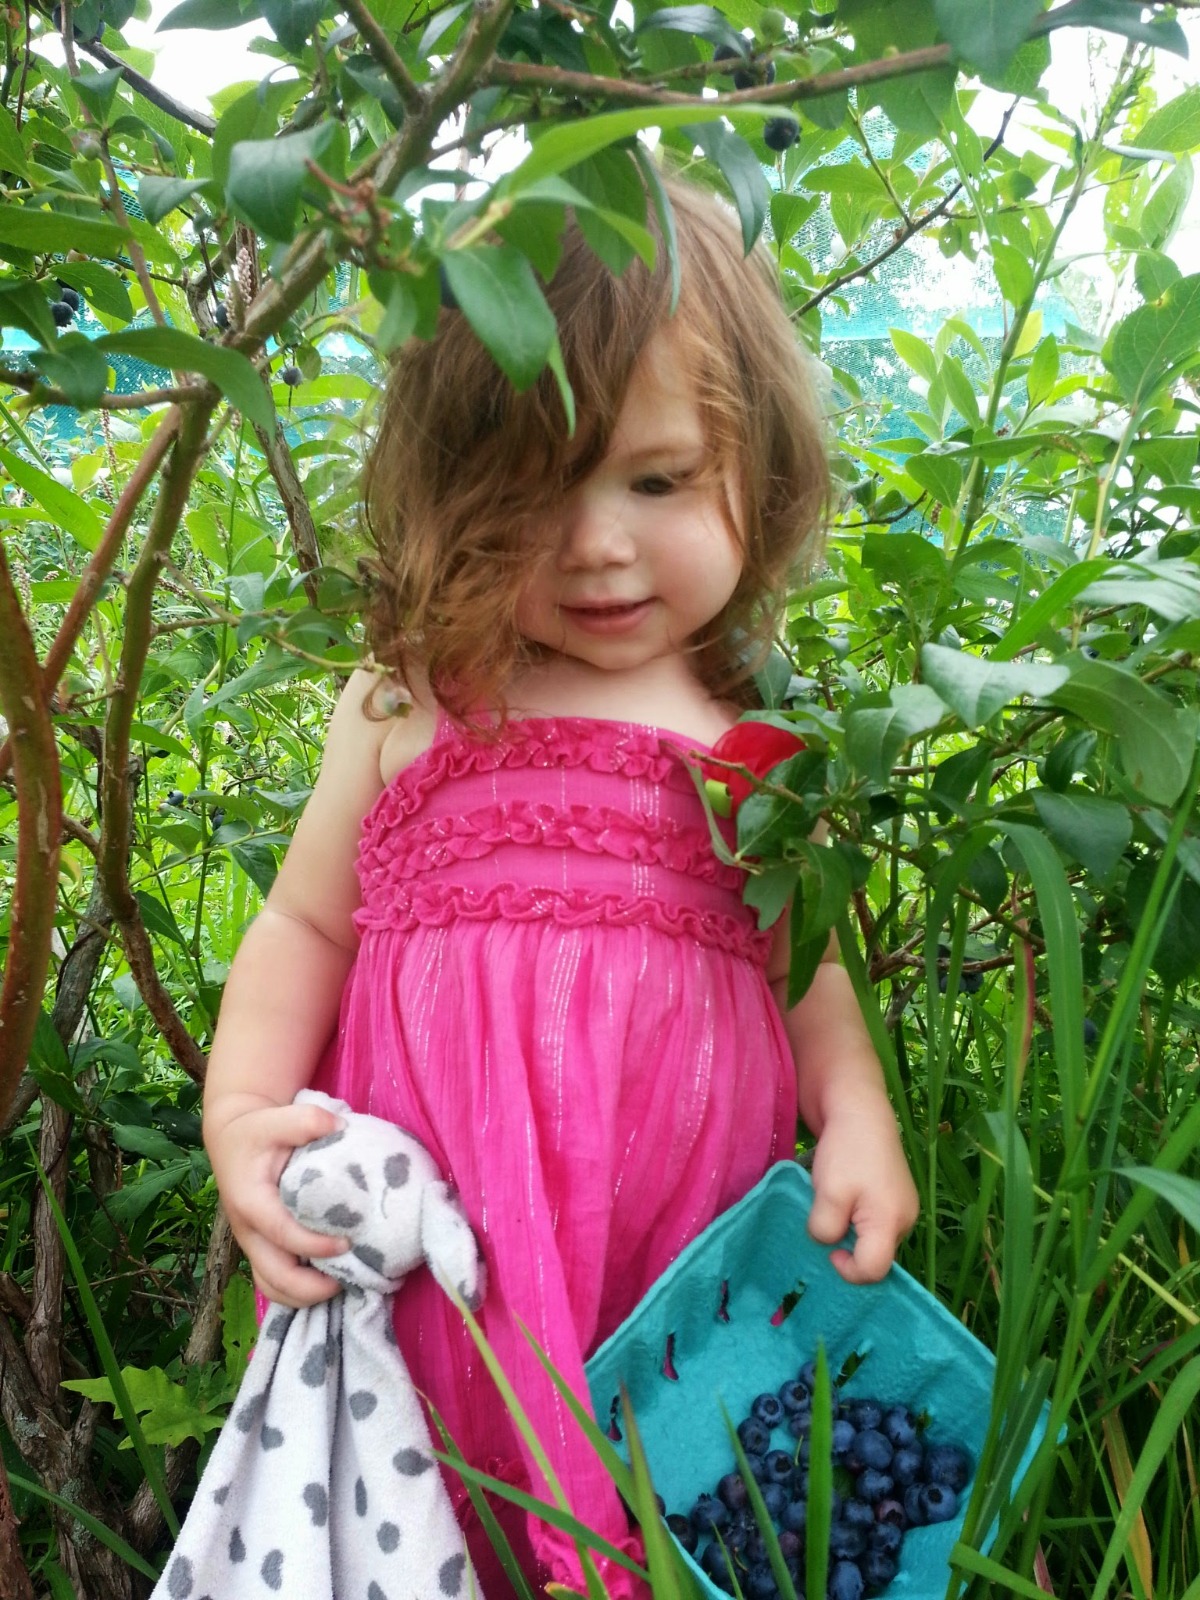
[1026,334,1059,406]
[1076,559,1200,624]
[261,0,329,52]
[440,244,558,391]
[32,335,112,410]
[890,327,939,384]
[0,447,105,551]
[72,66,125,123]
[226,120,340,242]
[1136,85,1200,155]
[842,0,955,136]
[633,4,747,55]
[863,530,948,595]
[1052,0,1187,55]
[1135,248,1183,303]
[158,0,261,28]
[941,353,982,426]
[110,1123,186,1162]
[1118,1167,1200,1234]
[992,239,1035,307]
[55,261,134,323]
[0,102,30,178]
[1048,660,1197,805]
[932,0,1042,81]
[0,207,127,255]
[138,175,212,225]
[91,328,272,429]
[1142,157,1194,252]
[686,119,768,252]
[844,683,946,784]
[906,449,963,509]
[1106,272,1200,407]
[1031,788,1132,882]
[921,643,1070,726]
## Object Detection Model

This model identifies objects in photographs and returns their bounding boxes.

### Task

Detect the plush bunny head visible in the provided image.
[280,1090,486,1309]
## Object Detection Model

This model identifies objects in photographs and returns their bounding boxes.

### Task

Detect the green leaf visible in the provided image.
[1026,333,1059,406]
[1048,660,1198,806]
[226,120,340,242]
[1142,157,1194,253]
[1053,0,1188,55]
[0,102,31,178]
[229,840,279,896]
[136,889,190,950]
[940,353,982,426]
[72,65,125,124]
[921,643,1069,726]
[906,449,963,509]
[137,175,212,225]
[633,4,747,55]
[992,239,1035,307]
[0,206,127,255]
[805,1343,833,1600]
[261,0,329,51]
[91,327,272,429]
[842,0,955,137]
[844,683,946,784]
[110,1123,186,1162]
[55,261,134,323]
[1118,1167,1200,1234]
[686,119,769,253]
[0,447,105,551]
[32,335,112,410]
[1106,272,1200,408]
[1137,86,1200,155]
[440,244,558,392]
[1030,788,1131,883]
[158,0,262,28]
[890,326,939,384]
[932,0,1042,80]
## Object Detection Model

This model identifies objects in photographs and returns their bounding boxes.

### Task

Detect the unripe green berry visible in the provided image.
[758,8,786,43]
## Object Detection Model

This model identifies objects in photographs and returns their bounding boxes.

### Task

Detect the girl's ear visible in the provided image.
[419,1180,487,1311]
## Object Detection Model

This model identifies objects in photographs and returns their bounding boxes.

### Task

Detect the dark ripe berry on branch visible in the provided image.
[214,302,229,329]
[57,285,81,311]
[280,365,303,387]
[50,299,75,326]
[712,42,740,66]
[734,58,776,90]
[763,116,799,153]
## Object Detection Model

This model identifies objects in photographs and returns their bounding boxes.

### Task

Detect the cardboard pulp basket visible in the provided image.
[584,1162,1050,1600]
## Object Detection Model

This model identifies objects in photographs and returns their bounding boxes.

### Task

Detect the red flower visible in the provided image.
[701,721,806,817]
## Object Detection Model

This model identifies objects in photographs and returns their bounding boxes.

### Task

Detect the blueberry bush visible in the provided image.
[1,2,1198,1597]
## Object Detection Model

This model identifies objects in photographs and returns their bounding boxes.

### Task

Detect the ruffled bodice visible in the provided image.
[354,714,772,963]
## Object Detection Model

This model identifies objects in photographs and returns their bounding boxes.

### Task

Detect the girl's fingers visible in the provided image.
[249,1238,345,1308]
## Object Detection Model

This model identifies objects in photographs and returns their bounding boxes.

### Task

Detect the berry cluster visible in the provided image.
[49,284,81,327]
[665,1362,972,1600]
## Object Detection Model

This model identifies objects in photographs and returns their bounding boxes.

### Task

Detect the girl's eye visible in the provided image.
[635,475,677,496]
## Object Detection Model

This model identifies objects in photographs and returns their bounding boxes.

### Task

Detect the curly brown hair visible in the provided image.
[361,162,830,722]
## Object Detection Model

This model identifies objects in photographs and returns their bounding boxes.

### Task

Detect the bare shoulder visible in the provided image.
[377,664,439,785]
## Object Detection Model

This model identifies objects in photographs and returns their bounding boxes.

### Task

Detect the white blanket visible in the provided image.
[153,1091,487,1600]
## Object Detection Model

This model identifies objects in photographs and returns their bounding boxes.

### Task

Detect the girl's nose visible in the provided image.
[556,491,637,569]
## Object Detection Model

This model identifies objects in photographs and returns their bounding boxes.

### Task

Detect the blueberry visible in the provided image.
[903,1485,927,1527]
[717,1472,749,1513]
[734,58,776,90]
[797,1361,817,1390]
[700,1541,736,1591]
[841,1499,875,1531]
[786,1409,813,1439]
[745,1451,768,1482]
[279,364,303,387]
[712,42,740,64]
[724,1518,751,1555]
[763,117,799,154]
[1083,1015,1099,1046]
[874,1499,906,1531]
[881,1407,917,1450]
[831,1419,857,1460]
[848,1430,893,1472]
[751,1392,785,1429]
[763,1450,794,1487]
[50,299,74,326]
[778,1379,810,1414]
[760,1482,788,1521]
[827,1559,865,1600]
[860,1550,898,1594]
[777,1530,802,1562]
[214,302,230,329]
[890,1444,923,1486]
[848,1400,884,1432]
[856,1469,894,1504]
[781,1498,807,1536]
[166,789,186,807]
[665,1513,696,1554]
[689,1493,729,1535]
[924,1443,972,1493]
[920,1482,958,1523]
[57,285,81,311]
[828,1522,866,1560]
[745,1563,777,1600]
[738,1417,772,1457]
[869,1520,903,1555]
[210,807,225,829]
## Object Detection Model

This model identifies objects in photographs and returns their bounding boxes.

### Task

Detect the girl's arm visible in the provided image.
[768,927,919,1283]
[202,669,405,1306]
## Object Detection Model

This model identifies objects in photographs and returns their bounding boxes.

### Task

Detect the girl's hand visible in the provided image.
[806,1093,919,1284]
[204,1098,352,1308]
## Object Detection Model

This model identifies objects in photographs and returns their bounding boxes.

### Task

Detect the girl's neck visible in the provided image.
[503,655,739,742]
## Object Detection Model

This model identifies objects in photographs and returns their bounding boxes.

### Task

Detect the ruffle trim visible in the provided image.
[358,798,745,893]
[362,717,706,840]
[354,881,771,963]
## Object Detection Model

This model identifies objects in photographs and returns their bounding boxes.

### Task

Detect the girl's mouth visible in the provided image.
[561,599,654,634]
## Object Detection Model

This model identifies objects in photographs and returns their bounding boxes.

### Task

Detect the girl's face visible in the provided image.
[514,327,744,681]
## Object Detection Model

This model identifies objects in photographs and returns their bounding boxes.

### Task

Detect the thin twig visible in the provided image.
[344,0,425,116]
[0,369,195,410]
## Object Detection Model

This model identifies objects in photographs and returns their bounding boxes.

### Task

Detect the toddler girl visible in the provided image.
[203,167,918,1599]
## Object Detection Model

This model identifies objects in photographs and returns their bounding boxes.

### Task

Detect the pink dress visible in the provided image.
[309,711,798,1597]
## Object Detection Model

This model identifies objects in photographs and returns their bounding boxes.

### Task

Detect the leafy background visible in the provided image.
[0,2,1198,1598]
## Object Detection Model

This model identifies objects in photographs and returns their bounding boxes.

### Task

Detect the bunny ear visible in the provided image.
[420,1183,487,1313]
[294,1087,353,1120]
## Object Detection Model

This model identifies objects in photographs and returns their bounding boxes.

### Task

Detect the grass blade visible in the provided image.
[622,1386,686,1600]
[517,1316,638,1507]
[949,1540,1059,1599]
[805,1342,833,1600]
[722,1403,798,1600]
[7,1471,161,1580]
[427,1401,539,1600]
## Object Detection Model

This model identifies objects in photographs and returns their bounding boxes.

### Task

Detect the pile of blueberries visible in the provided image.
[664,1361,973,1600]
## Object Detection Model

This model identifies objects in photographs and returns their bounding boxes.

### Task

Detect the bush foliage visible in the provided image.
[0,2,1198,1598]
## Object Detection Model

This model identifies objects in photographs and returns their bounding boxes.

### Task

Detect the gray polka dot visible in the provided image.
[346,1162,368,1191]
[261,1549,283,1590]
[261,1424,284,1449]
[349,1390,378,1420]
[368,1584,389,1600]
[377,1521,400,1553]
[229,1527,245,1563]
[439,1553,466,1595]
[355,1476,367,1516]
[324,1203,362,1230]
[306,1130,345,1152]
[294,1165,321,1187]
[382,1311,398,1346]
[167,1555,193,1597]
[301,1345,331,1387]
[458,1277,484,1313]
[393,1447,432,1476]
[235,1391,267,1432]
[383,1153,410,1187]
[279,1184,298,1209]
[354,1243,385,1274]
[212,1483,230,1505]
[263,1312,292,1342]
[303,1483,328,1526]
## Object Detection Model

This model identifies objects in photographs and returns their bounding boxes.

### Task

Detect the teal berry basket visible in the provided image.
[585,1161,1051,1600]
